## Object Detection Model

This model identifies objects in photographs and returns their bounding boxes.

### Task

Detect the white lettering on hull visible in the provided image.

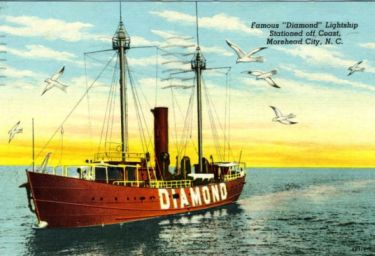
[180,188,189,208]
[171,189,178,209]
[202,186,211,204]
[220,183,227,200]
[190,187,202,207]
[158,183,228,210]
[158,189,170,210]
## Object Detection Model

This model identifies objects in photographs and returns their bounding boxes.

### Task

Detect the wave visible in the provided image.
[238,179,375,212]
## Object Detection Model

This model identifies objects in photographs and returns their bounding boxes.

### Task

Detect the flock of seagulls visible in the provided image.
[226,40,367,125]
[226,39,295,125]
[7,37,367,143]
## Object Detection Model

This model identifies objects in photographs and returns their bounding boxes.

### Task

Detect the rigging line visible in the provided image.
[195,1,199,47]
[108,60,119,147]
[126,58,153,152]
[84,49,114,55]
[98,79,113,153]
[59,126,64,166]
[104,57,119,151]
[224,70,229,161]
[98,55,118,153]
[227,71,235,161]
[210,84,227,160]
[170,88,182,158]
[84,54,118,71]
[178,85,193,157]
[205,74,227,160]
[181,84,196,157]
[178,85,192,157]
[37,52,117,160]
[203,78,223,160]
[84,53,94,156]
[127,73,148,152]
[119,0,122,21]
[126,59,149,152]
[171,82,190,156]
[155,47,158,107]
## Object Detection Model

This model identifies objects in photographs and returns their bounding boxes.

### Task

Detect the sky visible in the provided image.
[0,1,375,167]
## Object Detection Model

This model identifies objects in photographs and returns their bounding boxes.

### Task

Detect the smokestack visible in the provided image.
[151,107,169,178]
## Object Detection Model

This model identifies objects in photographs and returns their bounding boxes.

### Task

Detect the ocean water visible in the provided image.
[0,167,374,255]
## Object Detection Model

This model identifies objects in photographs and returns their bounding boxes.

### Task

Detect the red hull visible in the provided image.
[27,171,246,228]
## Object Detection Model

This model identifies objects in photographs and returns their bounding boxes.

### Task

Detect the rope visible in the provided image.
[58,126,64,165]
[36,52,117,160]
[154,47,159,107]
[97,54,118,153]
[203,78,223,160]
[179,83,196,158]
[84,54,94,156]
[126,58,150,153]
[104,58,119,152]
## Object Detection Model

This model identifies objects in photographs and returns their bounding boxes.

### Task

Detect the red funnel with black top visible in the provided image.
[151,107,170,178]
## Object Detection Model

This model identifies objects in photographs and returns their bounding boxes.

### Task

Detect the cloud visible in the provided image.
[131,35,160,47]
[282,66,375,92]
[360,42,375,49]
[151,29,232,57]
[150,10,262,36]
[2,44,82,64]
[201,45,232,57]
[277,45,354,68]
[278,45,375,75]
[0,15,105,42]
[0,64,44,80]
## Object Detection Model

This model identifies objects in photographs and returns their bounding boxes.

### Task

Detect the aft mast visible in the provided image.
[112,5,130,162]
[191,2,206,173]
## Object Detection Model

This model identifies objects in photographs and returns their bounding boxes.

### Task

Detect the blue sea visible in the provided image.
[0,167,374,255]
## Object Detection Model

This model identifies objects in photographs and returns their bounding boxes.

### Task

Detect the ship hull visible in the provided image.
[27,171,246,228]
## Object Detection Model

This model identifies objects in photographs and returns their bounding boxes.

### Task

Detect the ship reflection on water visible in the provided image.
[26,204,243,255]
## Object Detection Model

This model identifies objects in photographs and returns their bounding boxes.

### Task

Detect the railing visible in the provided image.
[94,151,146,163]
[113,180,145,187]
[223,171,245,182]
[150,180,192,189]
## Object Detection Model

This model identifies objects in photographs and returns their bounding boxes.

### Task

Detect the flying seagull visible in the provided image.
[269,106,297,125]
[245,69,280,88]
[348,60,365,76]
[8,121,23,143]
[42,66,68,96]
[226,40,267,63]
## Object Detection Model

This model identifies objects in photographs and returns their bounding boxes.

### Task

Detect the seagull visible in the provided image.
[226,40,267,63]
[8,121,23,143]
[42,66,68,96]
[348,60,365,76]
[245,69,280,88]
[269,106,297,125]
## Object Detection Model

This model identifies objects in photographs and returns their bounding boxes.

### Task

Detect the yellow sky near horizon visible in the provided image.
[2,78,375,168]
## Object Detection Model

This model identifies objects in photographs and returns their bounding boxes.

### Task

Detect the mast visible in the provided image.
[191,3,206,173]
[112,16,130,162]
